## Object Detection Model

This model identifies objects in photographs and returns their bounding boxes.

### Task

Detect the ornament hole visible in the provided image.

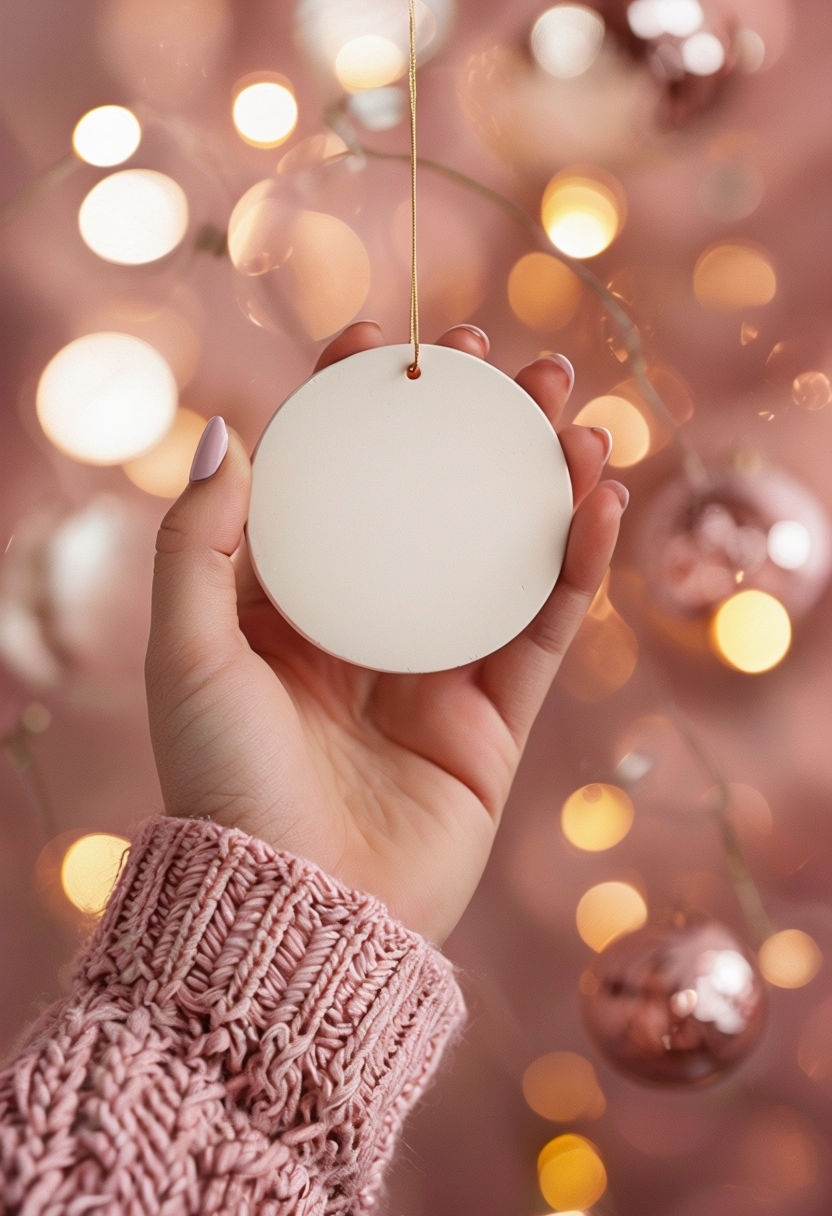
[406,363,421,380]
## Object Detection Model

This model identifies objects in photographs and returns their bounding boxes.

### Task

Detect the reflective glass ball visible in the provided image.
[581,919,766,1085]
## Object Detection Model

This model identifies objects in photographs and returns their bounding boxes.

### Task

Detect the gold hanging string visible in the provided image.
[406,0,421,379]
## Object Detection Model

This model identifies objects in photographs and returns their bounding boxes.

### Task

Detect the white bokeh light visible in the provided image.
[767,519,813,570]
[531,5,606,79]
[36,332,178,465]
[232,79,298,147]
[72,105,142,166]
[78,169,189,265]
[627,0,704,40]
[682,31,726,75]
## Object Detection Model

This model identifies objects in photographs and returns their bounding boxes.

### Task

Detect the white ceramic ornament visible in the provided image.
[247,343,573,672]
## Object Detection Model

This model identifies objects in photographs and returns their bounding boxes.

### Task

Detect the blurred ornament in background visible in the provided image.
[581,916,766,1084]
[636,460,832,665]
[228,175,371,341]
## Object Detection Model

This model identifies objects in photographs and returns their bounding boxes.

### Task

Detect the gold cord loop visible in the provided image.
[407,0,420,378]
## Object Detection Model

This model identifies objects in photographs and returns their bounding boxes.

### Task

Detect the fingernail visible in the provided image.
[190,416,228,482]
[458,324,490,353]
[607,480,630,511]
[591,425,614,464]
[543,353,575,397]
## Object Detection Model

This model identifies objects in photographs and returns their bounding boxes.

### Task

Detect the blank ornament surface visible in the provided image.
[247,343,573,672]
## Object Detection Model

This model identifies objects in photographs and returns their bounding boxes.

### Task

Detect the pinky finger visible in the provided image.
[478,480,628,747]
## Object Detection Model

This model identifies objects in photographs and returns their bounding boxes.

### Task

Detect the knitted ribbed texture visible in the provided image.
[0,818,466,1215]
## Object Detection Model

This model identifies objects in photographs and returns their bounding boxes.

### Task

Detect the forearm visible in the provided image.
[0,818,465,1214]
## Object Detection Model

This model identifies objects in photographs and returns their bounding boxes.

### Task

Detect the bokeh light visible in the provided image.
[541,170,624,258]
[537,1134,607,1211]
[335,35,406,89]
[627,0,705,40]
[531,5,606,79]
[72,104,141,166]
[37,332,178,465]
[61,832,130,916]
[561,783,634,851]
[557,570,639,701]
[682,31,726,75]
[123,406,206,497]
[78,169,189,265]
[758,929,822,989]
[573,394,651,468]
[507,252,582,332]
[232,78,298,147]
[576,881,648,951]
[767,519,812,570]
[693,241,777,311]
[294,0,453,83]
[709,589,792,673]
[739,1106,824,1200]
[522,1051,606,1121]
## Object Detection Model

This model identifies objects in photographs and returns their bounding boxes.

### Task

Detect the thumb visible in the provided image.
[147,417,252,686]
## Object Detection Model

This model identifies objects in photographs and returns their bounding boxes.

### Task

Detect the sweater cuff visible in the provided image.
[82,816,466,1204]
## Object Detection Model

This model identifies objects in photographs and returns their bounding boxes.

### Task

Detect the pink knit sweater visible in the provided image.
[0,817,466,1214]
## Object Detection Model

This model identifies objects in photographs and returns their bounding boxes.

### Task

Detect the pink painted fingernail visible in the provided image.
[458,324,490,352]
[543,353,575,397]
[591,425,614,464]
[190,416,228,482]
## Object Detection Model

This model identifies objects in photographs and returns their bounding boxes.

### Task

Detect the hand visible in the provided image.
[145,322,626,943]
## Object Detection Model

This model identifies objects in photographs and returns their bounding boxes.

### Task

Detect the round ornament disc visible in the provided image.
[247,343,573,672]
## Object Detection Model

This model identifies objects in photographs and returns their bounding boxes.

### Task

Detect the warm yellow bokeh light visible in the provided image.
[576,881,647,952]
[693,241,777,311]
[561,783,634,852]
[124,406,206,497]
[79,169,189,265]
[557,571,639,702]
[335,35,406,90]
[37,332,178,465]
[573,394,651,468]
[759,930,822,989]
[542,172,623,259]
[538,1134,607,1212]
[61,833,130,916]
[72,104,141,166]
[522,1052,606,1122]
[507,252,582,332]
[232,80,298,148]
[709,589,792,673]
